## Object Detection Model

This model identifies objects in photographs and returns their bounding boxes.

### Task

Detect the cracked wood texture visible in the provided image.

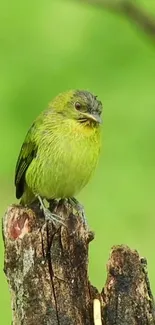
[2,202,155,325]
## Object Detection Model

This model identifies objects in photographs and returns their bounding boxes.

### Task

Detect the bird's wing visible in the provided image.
[15,124,38,199]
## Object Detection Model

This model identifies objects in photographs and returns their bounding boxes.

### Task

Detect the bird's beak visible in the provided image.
[81,112,102,124]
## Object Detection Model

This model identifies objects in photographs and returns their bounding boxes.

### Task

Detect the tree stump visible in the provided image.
[2,201,155,325]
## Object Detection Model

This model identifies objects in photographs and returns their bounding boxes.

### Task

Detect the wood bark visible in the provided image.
[2,201,155,325]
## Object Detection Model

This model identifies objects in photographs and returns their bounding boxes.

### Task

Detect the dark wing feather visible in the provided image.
[15,126,37,199]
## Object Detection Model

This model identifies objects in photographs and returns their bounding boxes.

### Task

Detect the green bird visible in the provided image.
[15,90,102,223]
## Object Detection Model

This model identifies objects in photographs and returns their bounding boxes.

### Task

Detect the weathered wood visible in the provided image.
[2,202,155,325]
[102,246,155,325]
[2,202,98,325]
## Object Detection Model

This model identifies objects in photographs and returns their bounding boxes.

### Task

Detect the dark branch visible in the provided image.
[81,0,155,39]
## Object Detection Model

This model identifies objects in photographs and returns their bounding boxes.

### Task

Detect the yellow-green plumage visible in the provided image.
[15,90,102,205]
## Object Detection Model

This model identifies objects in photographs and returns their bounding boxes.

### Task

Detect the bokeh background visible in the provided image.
[0,0,155,322]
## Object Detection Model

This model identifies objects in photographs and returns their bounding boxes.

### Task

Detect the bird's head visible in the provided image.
[49,90,103,127]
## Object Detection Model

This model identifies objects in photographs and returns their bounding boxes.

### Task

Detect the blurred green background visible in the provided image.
[1,0,155,322]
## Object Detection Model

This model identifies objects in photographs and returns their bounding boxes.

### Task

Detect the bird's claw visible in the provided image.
[43,208,66,227]
[68,197,87,226]
[37,195,66,227]
[68,197,83,212]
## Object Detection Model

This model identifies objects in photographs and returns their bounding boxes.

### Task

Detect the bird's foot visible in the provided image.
[37,195,66,227]
[43,208,66,227]
[68,197,87,226]
[68,197,84,212]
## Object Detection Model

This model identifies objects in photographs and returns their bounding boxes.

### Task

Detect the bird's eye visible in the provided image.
[75,102,81,110]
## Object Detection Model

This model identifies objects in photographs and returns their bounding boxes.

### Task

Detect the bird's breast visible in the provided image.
[26,124,101,199]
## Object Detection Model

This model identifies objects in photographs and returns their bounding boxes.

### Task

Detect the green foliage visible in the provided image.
[0,0,155,323]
